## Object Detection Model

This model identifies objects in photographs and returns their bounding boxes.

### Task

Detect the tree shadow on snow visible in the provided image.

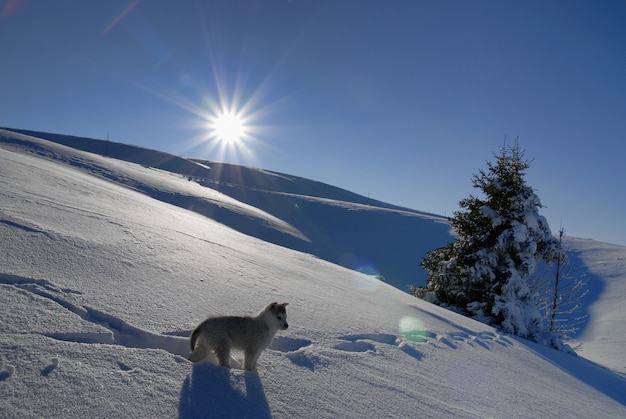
[513,336,626,408]
[558,249,605,339]
[178,362,271,419]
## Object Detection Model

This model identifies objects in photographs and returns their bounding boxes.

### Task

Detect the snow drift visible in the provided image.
[0,128,624,418]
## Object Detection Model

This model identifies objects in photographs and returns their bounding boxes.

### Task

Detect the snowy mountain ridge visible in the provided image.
[0,127,454,290]
[1,128,625,417]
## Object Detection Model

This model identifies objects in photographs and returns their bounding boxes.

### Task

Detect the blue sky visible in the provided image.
[1,0,625,246]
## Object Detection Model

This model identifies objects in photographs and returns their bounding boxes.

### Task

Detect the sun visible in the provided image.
[185,101,260,163]
[148,65,269,163]
[212,112,245,144]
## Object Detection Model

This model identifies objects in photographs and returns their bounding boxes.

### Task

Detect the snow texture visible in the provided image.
[1,129,625,418]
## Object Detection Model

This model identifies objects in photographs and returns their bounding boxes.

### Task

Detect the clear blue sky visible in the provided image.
[2,0,625,246]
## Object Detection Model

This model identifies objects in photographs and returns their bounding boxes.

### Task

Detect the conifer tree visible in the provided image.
[420,140,561,340]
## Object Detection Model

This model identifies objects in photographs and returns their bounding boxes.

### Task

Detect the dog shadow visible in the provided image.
[178,362,271,419]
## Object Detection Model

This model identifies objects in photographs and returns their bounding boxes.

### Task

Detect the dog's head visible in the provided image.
[267,302,289,330]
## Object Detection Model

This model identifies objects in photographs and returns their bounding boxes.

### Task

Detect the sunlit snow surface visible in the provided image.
[1,130,624,418]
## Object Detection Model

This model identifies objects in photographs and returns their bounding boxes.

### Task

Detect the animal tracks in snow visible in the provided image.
[0,364,15,381]
[402,306,514,351]
[436,330,512,350]
[0,273,190,360]
[331,322,513,364]
[1,273,514,376]
[40,358,59,377]
[269,337,325,371]
[335,333,424,361]
[269,336,312,353]
[334,339,376,353]
[335,333,396,353]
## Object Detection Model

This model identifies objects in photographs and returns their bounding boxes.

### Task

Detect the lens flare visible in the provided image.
[353,273,381,292]
[340,252,382,291]
[399,316,430,343]
[102,0,142,36]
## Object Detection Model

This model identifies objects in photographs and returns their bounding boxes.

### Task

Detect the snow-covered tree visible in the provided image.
[419,140,561,341]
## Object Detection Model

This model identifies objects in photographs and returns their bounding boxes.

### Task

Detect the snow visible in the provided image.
[1,129,625,418]
[2,128,455,292]
[565,237,626,374]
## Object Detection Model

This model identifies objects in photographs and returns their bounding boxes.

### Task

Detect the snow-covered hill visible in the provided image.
[562,237,626,374]
[1,129,625,417]
[1,127,453,292]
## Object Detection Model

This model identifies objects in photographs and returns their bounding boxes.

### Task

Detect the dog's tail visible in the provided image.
[189,326,201,351]
[188,325,208,363]
[187,326,207,362]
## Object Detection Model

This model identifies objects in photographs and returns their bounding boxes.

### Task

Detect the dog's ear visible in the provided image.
[269,302,278,311]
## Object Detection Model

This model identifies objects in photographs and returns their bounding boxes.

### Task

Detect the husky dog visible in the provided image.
[188,302,289,370]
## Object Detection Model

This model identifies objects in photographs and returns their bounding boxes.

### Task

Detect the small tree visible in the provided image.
[529,227,588,342]
[419,140,561,341]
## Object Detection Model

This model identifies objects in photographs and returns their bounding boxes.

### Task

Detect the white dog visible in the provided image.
[188,302,289,370]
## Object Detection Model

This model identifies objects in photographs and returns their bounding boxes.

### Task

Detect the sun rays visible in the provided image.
[120,3,291,166]
[135,73,270,165]
[185,94,264,164]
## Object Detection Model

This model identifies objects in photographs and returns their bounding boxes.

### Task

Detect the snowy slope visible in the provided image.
[563,237,626,374]
[0,128,454,291]
[1,131,625,418]
[189,159,454,291]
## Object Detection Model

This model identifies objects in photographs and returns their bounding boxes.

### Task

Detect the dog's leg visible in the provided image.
[244,348,260,371]
[214,339,232,368]
[229,356,243,369]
